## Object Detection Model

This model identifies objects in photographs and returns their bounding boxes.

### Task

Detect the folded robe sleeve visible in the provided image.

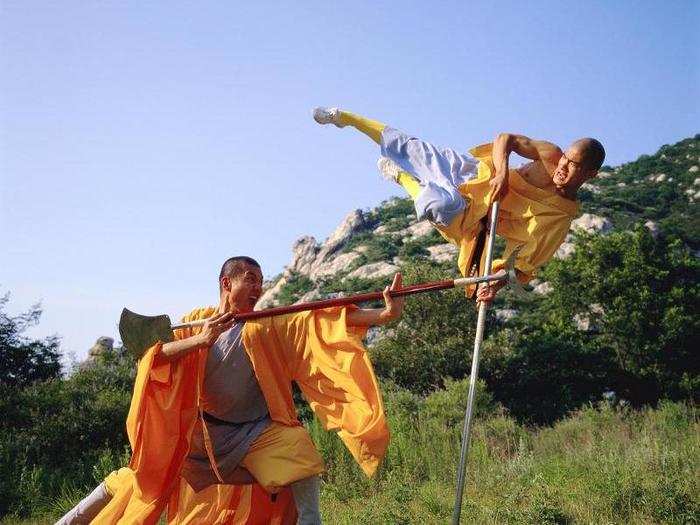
[242,306,389,477]
[94,305,388,524]
[92,309,209,524]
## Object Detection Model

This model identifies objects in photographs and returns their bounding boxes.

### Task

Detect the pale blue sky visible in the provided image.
[1,1,698,361]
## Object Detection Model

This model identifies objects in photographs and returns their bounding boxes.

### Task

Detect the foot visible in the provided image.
[377,157,401,183]
[312,106,345,127]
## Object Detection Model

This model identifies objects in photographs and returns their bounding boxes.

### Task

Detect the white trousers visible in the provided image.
[55,476,321,524]
[54,482,111,525]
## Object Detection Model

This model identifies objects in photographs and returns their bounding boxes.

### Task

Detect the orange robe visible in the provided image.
[437,143,579,294]
[94,306,388,524]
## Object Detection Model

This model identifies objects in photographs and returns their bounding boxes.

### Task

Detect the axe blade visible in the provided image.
[119,308,175,359]
[503,249,527,297]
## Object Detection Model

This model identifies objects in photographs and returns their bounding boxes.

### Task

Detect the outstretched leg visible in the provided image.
[313,106,478,227]
[313,107,385,144]
[55,482,112,525]
[314,107,421,199]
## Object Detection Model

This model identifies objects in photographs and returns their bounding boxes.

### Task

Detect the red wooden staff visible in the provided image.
[119,251,522,358]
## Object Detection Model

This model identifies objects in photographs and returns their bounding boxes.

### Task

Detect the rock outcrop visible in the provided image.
[427,243,458,263]
[532,281,553,295]
[89,336,114,357]
[80,336,115,369]
[571,213,613,235]
[288,236,318,275]
[347,262,400,280]
[258,210,370,308]
[556,213,613,259]
[398,220,433,240]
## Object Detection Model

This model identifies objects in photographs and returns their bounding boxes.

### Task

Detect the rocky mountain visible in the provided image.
[258,135,699,309]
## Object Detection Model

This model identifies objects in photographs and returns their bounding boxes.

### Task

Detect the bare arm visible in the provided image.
[490,133,563,202]
[346,273,405,327]
[160,311,236,362]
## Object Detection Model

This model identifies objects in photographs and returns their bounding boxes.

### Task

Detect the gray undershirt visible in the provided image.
[182,323,271,492]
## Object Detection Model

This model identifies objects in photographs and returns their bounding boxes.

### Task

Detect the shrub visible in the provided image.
[275,272,315,305]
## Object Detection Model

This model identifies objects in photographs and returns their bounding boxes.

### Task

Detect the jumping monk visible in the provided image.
[312,107,605,302]
[57,256,403,524]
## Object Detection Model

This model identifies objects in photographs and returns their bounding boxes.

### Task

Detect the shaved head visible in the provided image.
[573,138,606,172]
[219,256,261,292]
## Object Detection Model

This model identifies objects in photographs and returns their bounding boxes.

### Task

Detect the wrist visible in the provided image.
[193,333,208,348]
[493,279,507,291]
[378,309,397,324]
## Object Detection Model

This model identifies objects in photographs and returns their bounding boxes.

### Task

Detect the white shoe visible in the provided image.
[377,157,401,183]
[312,106,345,127]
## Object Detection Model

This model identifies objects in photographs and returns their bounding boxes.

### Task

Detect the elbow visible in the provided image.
[494,133,513,147]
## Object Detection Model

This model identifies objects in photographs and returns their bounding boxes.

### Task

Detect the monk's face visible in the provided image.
[553,142,596,190]
[221,264,263,314]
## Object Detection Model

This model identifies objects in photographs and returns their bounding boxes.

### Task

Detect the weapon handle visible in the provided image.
[171,272,511,330]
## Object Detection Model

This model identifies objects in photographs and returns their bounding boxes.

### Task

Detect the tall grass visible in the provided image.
[1,447,130,525]
[4,382,697,524]
[312,382,699,524]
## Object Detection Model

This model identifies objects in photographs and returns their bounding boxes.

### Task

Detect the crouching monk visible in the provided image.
[57,256,403,524]
[313,107,605,301]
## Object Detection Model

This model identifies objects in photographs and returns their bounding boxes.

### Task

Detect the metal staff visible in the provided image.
[452,202,501,524]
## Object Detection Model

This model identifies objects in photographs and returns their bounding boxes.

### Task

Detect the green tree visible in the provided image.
[536,227,699,406]
[0,349,135,517]
[0,294,135,518]
[0,294,61,388]
[370,261,481,393]
[480,328,614,424]
[370,228,699,424]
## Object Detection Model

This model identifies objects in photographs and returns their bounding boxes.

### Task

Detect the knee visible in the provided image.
[414,183,466,226]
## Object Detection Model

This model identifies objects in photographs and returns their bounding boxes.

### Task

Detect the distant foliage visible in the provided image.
[0,316,134,518]
[366,197,415,229]
[370,261,474,393]
[371,228,698,424]
[0,295,61,388]
[275,272,315,305]
[582,135,700,247]
[537,227,699,407]
[357,235,400,263]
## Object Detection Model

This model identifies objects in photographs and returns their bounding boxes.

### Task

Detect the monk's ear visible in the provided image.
[221,276,231,292]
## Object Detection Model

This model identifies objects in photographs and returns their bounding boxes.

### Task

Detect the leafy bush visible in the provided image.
[367,197,415,227]
[537,227,699,406]
[370,226,698,425]
[0,350,134,518]
[370,261,476,393]
[0,295,61,388]
[275,272,315,305]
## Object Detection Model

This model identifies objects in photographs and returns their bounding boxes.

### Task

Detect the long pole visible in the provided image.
[451,202,500,524]
[170,267,508,330]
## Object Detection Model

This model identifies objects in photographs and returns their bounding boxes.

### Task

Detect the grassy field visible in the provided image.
[3,394,698,524]
[311,390,699,524]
